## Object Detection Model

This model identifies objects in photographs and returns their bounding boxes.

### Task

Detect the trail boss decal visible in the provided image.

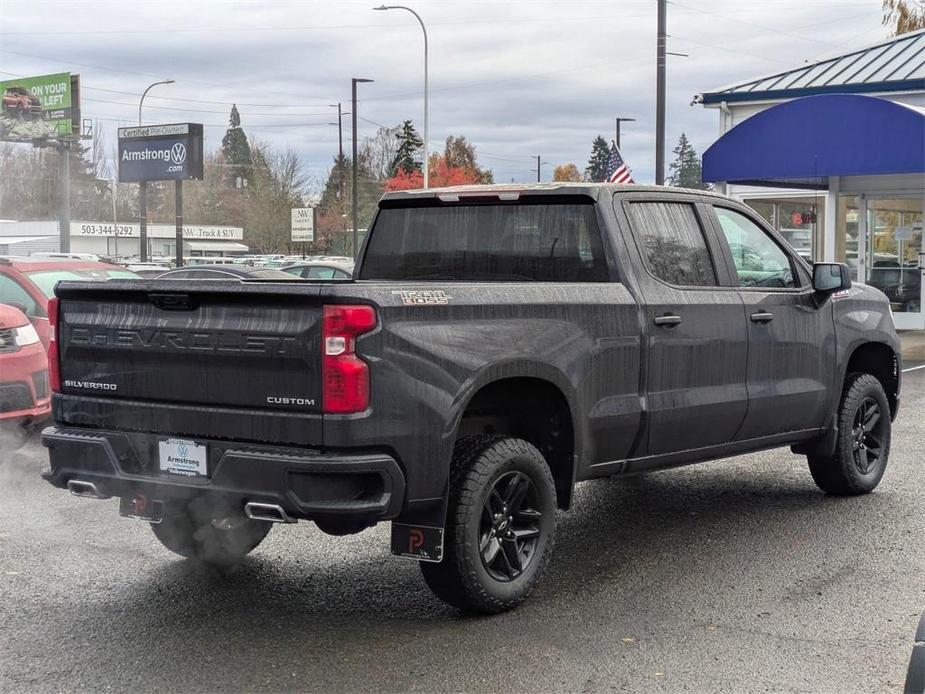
[392,290,451,306]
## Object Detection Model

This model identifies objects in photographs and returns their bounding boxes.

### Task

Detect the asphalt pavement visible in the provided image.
[1,370,922,693]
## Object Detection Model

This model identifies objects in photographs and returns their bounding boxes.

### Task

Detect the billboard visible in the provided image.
[0,72,79,142]
[291,208,315,242]
[117,123,204,182]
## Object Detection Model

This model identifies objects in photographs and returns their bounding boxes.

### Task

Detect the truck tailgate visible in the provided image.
[56,280,324,415]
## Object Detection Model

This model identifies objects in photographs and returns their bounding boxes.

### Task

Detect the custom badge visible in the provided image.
[392,290,451,306]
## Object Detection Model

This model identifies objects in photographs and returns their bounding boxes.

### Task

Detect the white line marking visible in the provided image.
[902,364,925,373]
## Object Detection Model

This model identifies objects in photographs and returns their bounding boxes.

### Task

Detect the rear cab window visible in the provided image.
[359,197,610,282]
[625,201,718,287]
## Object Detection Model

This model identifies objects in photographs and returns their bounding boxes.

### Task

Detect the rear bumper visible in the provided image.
[41,426,405,521]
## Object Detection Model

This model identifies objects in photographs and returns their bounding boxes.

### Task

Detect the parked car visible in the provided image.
[0,303,50,445]
[281,260,353,279]
[32,252,101,261]
[156,265,297,279]
[41,183,901,614]
[0,258,140,350]
[123,263,172,278]
[2,86,42,119]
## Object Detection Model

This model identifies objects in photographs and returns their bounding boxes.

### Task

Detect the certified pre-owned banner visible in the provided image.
[117,123,204,182]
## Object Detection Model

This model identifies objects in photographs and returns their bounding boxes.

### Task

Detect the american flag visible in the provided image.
[605,142,634,184]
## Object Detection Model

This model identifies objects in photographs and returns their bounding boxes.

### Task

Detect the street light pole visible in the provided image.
[137,79,174,262]
[615,117,636,150]
[374,5,428,187]
[351,78,374,258]
[655,0,667,185]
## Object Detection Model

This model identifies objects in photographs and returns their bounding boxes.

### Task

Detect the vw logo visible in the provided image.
[170,143,187,165]
[177,443,189,458]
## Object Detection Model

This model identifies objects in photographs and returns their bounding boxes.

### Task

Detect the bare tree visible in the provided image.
[883,0,925,34]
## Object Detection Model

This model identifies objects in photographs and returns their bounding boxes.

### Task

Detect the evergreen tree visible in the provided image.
[390,120,423,175]
[221,104,253,186]
[667,133,709,189]
[585,136,610,182]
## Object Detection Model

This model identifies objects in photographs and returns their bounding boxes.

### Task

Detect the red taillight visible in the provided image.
[322,304,377,414]
[47,297,61,393]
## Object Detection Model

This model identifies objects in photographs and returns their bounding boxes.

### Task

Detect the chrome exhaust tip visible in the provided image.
[67,480,107,499]
[244,502,296,524]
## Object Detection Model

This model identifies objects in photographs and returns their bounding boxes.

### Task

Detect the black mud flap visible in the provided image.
[391,523,444,562]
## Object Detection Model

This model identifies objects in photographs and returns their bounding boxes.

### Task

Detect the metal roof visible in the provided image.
[697,28,925,105]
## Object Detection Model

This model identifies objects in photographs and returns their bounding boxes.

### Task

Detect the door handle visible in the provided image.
[653,314,682,327]
[750,311,774,323]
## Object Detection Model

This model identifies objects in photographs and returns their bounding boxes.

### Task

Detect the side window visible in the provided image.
[715,207,796,289]
[0,274,39,316]
[627,201,718,287]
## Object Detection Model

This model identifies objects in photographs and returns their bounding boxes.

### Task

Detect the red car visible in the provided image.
[0,258,140,351]
[2,86,42,120]
[0,302,50,430]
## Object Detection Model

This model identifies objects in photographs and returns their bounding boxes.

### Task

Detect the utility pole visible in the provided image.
[655,0,667,185]
[111,176,119,260]
[57,141,70,253]
[174,180,183,267]
[536,155,542,183]
[336,103,344,202]
[351,78,374,258]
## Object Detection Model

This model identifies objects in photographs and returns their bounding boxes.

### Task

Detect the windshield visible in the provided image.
[25,269,140,297]
[360,201,609,282]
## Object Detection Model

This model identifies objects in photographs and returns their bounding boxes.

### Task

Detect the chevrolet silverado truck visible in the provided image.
[41,184,901,614]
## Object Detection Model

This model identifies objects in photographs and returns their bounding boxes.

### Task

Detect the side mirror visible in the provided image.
[813,262,852,293]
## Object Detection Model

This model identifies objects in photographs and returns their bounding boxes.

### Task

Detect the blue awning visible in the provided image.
[702,94,925,184]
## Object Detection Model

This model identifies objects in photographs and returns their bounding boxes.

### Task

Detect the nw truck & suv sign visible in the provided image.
[117,123,203,182]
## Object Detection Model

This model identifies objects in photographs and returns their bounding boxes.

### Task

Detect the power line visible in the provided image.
[82,96,337,117]
[0,12,661,37]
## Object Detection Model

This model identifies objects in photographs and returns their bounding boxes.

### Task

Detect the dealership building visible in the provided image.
[696,28,924,331]
[0,220,247,259]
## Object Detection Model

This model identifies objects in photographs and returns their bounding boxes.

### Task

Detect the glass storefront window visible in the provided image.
[743,196,820,262]
[838,196,859,280]
[866,197,923,315]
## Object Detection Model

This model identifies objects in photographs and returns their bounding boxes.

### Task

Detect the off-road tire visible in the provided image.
[808,372,892,496]
[151,498,272,566]
[420,435,557,614]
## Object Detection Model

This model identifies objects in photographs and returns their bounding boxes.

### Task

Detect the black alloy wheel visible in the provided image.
[850,396,885,476]
[807,372,892,496]
[420,435,558,614]
[479,471,544,582]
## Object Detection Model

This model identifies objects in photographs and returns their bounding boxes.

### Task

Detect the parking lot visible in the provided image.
[0,367,921,693]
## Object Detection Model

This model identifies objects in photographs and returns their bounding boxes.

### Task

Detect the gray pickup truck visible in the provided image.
[42,184,901,613]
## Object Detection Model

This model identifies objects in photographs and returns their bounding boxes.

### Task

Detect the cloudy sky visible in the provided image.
[0,0,889,189]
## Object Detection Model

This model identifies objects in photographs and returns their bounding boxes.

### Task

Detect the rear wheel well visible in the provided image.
[845,342,899,418]
[457,378,575,509]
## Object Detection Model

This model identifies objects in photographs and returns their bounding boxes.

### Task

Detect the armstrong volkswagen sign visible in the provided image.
[117,123,203,182]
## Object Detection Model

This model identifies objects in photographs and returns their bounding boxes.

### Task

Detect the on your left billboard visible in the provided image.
[0,73,79,142]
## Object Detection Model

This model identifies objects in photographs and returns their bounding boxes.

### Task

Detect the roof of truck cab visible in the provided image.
[379,182,730,201]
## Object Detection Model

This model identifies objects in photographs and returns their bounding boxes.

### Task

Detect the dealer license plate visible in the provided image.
[158,438,208,477]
